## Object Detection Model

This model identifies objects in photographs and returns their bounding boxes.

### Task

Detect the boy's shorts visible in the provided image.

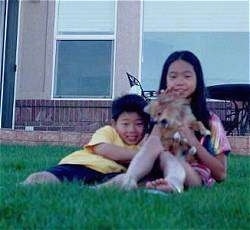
[46,164,122,184]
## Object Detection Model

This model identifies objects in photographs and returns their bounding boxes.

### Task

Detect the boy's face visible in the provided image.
[113,112,145,145]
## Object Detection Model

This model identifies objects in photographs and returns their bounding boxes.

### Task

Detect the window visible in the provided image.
[142,0,249,90]
[54,0,116,98]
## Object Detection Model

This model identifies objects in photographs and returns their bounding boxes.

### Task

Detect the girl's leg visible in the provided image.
[124,135,164,186]
[95,173,138,189]
[21,171,61,185]
[146,151,186,193]
[180,162,202,187]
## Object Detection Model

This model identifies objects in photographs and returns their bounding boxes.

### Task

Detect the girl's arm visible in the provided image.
[179,125,227,181]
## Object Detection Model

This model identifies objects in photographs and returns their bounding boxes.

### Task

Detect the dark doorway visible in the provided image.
[0,0,19,128]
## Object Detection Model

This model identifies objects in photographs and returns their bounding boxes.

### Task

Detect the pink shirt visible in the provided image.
[201,112,231,155]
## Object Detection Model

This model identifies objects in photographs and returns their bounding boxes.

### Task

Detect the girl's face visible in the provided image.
[166,60,197,99]
[113,112,145,145]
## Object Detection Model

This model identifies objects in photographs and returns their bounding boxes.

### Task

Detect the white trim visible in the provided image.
[12,0,21,129]
[51,0,58,99]
[52,97,112,101]
[111,0,117,100]
[138,0,143,82]
[0,0,8,128]
[55,34,115,40]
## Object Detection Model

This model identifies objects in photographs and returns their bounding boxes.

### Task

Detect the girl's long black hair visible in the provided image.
[159,50,210,129]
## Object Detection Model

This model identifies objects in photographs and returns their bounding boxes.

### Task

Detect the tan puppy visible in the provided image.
[144,92,210,159]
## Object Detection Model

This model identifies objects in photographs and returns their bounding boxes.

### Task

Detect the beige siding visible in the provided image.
[17,1,54,99]
[114,0,142,97]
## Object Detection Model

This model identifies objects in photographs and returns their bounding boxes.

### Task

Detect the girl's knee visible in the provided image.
[182,163,202,187]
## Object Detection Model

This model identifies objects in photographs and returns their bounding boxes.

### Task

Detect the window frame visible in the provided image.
[52,1,117,100]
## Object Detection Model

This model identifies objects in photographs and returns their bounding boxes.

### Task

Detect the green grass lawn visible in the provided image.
[0,144,250,230]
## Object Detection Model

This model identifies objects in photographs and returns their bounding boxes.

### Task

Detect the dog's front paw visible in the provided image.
[188,146,197,155]
[173,132,181,142]
[204,129,211,136]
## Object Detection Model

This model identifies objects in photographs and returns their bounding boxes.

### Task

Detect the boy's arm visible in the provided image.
[93,143,137,163]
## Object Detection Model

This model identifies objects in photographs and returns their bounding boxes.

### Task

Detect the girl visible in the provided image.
[101,51,231,193]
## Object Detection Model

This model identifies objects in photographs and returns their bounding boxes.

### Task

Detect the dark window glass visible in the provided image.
[54,40,113,98]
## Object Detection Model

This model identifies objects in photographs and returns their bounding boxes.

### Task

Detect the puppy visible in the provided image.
[98,93,210,192]
[144,93,210,159]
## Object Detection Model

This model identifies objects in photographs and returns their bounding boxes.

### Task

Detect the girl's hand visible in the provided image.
[178,124,200,147]
[179,124,227,181]
[160,88,182,100]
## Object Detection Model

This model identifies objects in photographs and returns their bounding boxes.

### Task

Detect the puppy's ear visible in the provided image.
[144,104,151,114]
[143,104,150,114]
[144,100,158,114]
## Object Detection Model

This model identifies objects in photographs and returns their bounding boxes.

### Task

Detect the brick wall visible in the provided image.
[1,99,248,154]
[14,99,248,135]
[15,99,112,132]
[227,136,250,155]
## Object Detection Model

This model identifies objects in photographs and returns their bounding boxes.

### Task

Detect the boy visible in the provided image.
[22,94,150,185]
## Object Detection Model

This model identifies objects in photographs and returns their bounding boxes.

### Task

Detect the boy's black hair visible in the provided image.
[112,94,150,124]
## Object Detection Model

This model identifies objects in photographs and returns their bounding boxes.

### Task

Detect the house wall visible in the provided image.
[16,0,142,100]
[12,1,249,136]
[114,0,142,96]
[17,0,54,99]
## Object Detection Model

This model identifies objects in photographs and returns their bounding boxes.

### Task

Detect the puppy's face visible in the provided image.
[144,96,189,128]
[144,95,194,152]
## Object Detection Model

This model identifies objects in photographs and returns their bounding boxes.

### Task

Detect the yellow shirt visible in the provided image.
[59,126,141,174]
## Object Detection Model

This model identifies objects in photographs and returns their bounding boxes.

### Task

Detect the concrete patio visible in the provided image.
[0,128,249,156]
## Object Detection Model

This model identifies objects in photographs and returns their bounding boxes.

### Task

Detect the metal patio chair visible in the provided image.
[126,72,157,101]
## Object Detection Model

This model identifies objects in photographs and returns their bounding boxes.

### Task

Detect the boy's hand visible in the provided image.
[150,124,161,136]
[94,143,137,162]
[142,124,164,153]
